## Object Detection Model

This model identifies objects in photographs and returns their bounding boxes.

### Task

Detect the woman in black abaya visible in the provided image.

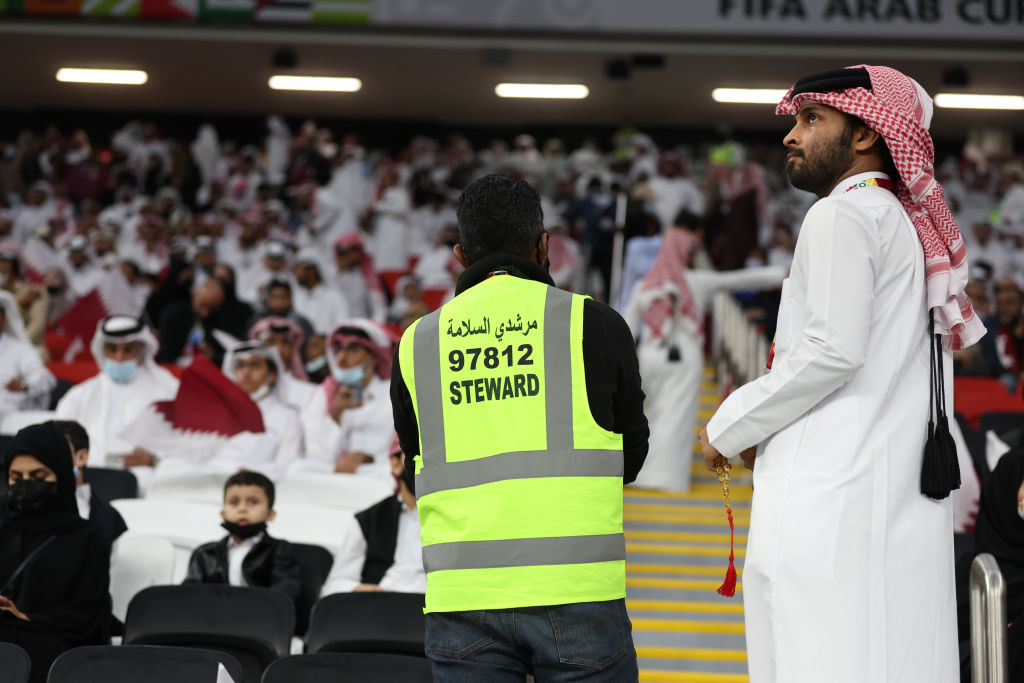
[0,422,110,683]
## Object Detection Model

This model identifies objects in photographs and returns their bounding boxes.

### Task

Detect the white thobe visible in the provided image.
[412,248,456,290]
[647,176,705,230]
[706,173,957,683]
[1000,183,1024,231]
[298,376,394,481]
[55,367,179,467]
[207,394,303,481]
[0,335,56,421]
[964,236,1011,279]
[67,263,105,299]
[278,373,317,413]
[321,497,425,595]
[331,269,386,323]
[292,284,351,336]
[371,187,412,271]
[624,266,786,492]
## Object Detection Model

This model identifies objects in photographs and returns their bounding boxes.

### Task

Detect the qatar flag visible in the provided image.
[55,266,140,362]
[120,354,265,464]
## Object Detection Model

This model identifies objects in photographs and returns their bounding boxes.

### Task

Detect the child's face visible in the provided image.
[221,484,275,526]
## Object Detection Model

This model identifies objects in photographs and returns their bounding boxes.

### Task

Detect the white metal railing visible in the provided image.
[712,291,769,388]
[971,553,1008,683]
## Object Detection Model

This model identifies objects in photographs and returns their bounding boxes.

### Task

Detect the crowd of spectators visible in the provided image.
[0,114,1022,679]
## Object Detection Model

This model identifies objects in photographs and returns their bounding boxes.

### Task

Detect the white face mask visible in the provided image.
[249,384,272,402]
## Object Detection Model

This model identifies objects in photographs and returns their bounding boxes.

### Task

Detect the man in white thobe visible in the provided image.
[0,290,56,422]
[699,66,986,683]
[55,316,179,471]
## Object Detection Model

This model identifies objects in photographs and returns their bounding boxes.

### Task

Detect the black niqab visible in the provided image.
[974,446,1024,621]
[1,422,88,537]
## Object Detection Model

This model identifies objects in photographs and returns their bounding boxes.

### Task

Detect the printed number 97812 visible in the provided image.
[449,344,533,372]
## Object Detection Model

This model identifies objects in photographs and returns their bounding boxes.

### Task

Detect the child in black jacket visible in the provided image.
[184,471,301,604]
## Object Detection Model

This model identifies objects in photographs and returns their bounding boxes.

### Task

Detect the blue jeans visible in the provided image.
[424,598,638,682]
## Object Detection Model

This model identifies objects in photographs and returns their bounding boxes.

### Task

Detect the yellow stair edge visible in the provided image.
[627,599,744,615]
[628,576,742,592]
[637,646,747,662]
[625,503,750,516]
[627,543,746,558]
[632,618,744,634]
[640,671,748,683]
[627,563,743,577]
[626,530,748,544]
[626,486,753,502]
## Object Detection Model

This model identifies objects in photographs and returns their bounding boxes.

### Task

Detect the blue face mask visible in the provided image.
[305,355,327,373]
[103,359,139,383]
[332,365,365,386]
[73,466,81,478]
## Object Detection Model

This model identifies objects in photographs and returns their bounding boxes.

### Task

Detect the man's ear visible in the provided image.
[220,510,227,521]
[453,244,471,269]
[267,509,277,522]
[853,124,882,153]
[533,232,550,267]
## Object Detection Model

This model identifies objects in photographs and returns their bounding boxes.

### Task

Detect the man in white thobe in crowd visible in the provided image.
[299,319,394,481]
[699,66,986,683]
[0,290,56,423]
[65,235,105,298]
[292,249,351,336]
[55,316,180,482]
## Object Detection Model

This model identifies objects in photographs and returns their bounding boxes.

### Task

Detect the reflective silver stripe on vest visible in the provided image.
[422,533,626,573]
[416,448,623,497]
[543,287,573,451]
[413,312,445,465]
[412,286,622,498]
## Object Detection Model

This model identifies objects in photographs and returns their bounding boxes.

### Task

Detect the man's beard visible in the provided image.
[786,127,855,197]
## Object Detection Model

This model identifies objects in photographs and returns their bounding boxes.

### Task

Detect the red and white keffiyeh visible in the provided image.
[777,64,985,351]
[639,229,701,341]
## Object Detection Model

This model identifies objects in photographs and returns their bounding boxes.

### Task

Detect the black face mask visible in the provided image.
[221,520,267,540]
[5,479,58,517]
[46,285,63,295]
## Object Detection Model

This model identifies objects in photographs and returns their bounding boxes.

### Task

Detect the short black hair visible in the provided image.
[51,420,89,452]
[224,471,275,508]
[267,279,292,295]
[456,174,544,263]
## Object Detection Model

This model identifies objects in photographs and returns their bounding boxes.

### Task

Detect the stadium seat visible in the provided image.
[276,473,393,513]
[0,410,57,435]
[111,499,223,548]
[421,289,448,311]
[45,361,99,384]
[289,543,334,637]
[83,466,138,501]
[979,411,1024,437]
[261,652,434,683]
[0,642,30,683]
[147,468,229,505]
[307,592,426,657]
[378,270,409,298]
[110,532,177,622]
[269,504,359,557]
[47,645,243,683]
[124,585,295,683]
[954,376,1024,428]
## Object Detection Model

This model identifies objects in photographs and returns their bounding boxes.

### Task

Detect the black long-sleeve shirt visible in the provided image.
[390,253,649,494]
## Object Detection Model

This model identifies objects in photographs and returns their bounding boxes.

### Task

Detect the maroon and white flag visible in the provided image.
[120,354,265,463]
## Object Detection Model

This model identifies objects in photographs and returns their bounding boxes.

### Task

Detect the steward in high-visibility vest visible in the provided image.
[390,174,648,682]
[399,272,625,613]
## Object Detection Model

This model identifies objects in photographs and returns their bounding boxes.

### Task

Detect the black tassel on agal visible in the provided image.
[921,311,961,500]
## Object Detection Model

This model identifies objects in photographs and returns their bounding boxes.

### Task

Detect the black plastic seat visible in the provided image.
[124,585,294,683]
[47,645,243,683]
[979,411,1024,439]
[307,592,425,657]
[82,467,138,501]
[262,653,433,683]
[289,543,333,636]
[0,642,31,683]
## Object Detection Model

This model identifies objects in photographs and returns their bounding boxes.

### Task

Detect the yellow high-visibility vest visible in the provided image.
[399,273,625,613]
